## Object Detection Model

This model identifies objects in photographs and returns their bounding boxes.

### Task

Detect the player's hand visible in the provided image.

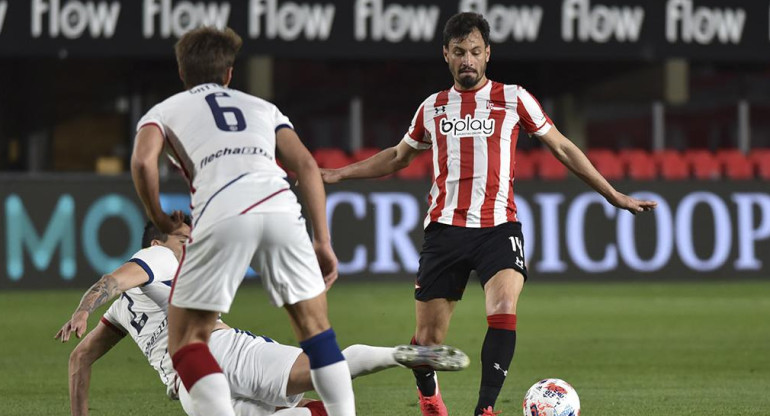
[155,210,185,234]
[608,192,657,215]
[313,240,339,291]
[55,310,89,343]
[320,168,343,184]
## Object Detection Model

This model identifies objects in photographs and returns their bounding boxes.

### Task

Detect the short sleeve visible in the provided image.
[101,303,128,336]
[403,104,432,150]
[516,87,553,136]
[273,105,294,133]
[136,104,167,138]
[128,246,179,286]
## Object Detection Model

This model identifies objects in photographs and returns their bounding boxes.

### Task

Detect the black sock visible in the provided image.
[475,315,517,414]
[410,337,437,397]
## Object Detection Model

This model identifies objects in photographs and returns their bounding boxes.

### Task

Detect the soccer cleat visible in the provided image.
[418,386,448,416]
[478,406,502,416]
[393,344,470,371]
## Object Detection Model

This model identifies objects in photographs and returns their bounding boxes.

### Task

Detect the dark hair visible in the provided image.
[141,215,192,248]
[175,26,243,89]
[443,12,490,47]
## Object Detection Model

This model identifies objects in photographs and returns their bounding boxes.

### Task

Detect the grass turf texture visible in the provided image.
[1,281,768,415]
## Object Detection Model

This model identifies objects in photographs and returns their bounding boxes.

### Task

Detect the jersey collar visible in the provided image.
[452,79,490,94]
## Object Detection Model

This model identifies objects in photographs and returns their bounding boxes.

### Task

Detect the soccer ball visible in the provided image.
[522,378,580,416]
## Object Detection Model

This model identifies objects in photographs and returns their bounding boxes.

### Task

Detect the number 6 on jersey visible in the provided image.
[205,92,246,132]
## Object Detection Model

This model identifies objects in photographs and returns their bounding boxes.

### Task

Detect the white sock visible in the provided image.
[187,373,236,416]
[310,361,356,416]
[342,345,398,378]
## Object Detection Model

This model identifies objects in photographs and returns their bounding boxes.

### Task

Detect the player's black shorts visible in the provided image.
[415,221,528,302]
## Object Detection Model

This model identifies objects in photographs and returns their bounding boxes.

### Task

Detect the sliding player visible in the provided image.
[56,218,470,416]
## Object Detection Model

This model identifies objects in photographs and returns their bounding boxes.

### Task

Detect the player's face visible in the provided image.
[163,224,190,261]
[443,28,490,91]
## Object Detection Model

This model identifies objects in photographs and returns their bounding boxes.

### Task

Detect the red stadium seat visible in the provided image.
[654,150,689,180]
[685,150,721,180]
[716,149,753,180]
[534,149,568,180]
[619,149,657,180]
[396,149,433,180]
[351,147,380,162]
[749,148,770,180]
[513,150,535,180]
[587,149,623,180]
[312,148,351,169]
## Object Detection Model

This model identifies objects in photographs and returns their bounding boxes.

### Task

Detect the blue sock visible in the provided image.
[300,328,345,369]
[300,329,356,415]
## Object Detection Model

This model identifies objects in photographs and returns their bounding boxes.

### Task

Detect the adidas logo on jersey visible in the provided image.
[439,116,495,137]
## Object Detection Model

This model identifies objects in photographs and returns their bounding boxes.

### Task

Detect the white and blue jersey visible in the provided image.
[101,245,178,395]
[101,245,305,413]
[137,83,303,233]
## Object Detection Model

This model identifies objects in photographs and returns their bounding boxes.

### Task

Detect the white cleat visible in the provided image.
[393,345,470,371]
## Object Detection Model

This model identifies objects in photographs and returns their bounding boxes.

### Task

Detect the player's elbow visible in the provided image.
[391,148,412,171]
[292,153,320,177]
[300,153,320,172]
[130,156,151,176]
[393,157,410,171]
[545,141,570,164]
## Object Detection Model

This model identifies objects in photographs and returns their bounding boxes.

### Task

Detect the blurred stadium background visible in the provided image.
[1,1,769,414]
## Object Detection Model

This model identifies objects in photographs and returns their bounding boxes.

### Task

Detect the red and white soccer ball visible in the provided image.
[522,378,580,416]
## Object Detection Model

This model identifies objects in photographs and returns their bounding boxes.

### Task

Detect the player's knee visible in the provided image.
[487,299,516,315]
[68,347,88,371]
[68,349,81,365]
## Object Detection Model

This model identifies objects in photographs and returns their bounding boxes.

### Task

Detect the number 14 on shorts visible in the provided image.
[508,236,525,269]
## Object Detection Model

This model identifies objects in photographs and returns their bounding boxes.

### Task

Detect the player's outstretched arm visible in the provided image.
[131,126,181,233]
[55,263,151,342]
[69,322,125,416]
[321,140,423,184]
[276,127,339,288]
[538,126,657,214]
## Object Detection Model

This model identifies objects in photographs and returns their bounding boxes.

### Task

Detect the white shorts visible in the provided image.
[178,329,304,416]
[170,212,326,312]
[212,328,304,407]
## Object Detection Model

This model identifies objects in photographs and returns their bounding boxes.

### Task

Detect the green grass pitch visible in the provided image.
[1,280,769,415]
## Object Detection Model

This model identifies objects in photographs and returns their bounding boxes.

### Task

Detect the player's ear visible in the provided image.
[443,46,449,63]
[486,45,490,63]
[150,239,161,247]
[223,67,233,87]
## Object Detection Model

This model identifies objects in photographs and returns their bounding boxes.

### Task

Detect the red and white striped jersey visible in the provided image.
[403,80,553,228]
